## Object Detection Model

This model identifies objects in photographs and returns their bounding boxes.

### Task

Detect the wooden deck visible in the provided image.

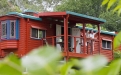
[62,52,90,58]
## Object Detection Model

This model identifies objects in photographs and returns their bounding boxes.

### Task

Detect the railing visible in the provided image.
[42,35,100,55]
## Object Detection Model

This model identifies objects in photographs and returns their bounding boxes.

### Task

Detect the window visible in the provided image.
[31,28,45,39]
[1,20,19,40]
[1,21,7,39]
[102,40,112,50]
[10,20,16,38]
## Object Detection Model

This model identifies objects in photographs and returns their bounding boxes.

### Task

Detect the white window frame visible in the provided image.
[1,21,7,39]
[31,28,45,39]
[102,39,112,50]
[10,20,16,38]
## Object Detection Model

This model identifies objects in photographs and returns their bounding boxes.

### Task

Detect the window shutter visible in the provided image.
[7,20,10,39]
[16,20,19,40]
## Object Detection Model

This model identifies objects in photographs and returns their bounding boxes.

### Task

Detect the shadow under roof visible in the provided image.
[38,11,106,24]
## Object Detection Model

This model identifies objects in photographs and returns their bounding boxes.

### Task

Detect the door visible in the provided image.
[56,25,62,51]
[72,28,81,53]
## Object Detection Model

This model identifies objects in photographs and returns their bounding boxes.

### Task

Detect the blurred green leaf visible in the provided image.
[102,0,109,6]
[22,46,62,75]
[60,62,73,75]
[113,31,121,50]
[107,59,121,75]
[0,54,22,75]
[107,0,117,10]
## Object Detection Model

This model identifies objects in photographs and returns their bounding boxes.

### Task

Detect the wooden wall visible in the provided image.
[80,30,114,61]
[25,19,56,54]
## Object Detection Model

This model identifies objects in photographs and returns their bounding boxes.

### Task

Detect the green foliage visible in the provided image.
[113,31,121,50]
[99,11,121,31]
[55,0,104,17]
[0,46,120,75]
[102,0,121,15]
[55,0,121,31]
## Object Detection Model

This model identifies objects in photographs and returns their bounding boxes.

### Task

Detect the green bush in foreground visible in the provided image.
[0,46,121,75]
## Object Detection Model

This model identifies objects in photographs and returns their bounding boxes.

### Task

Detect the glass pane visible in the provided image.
[107,41,111,49]
[2,23,7,37]
[10,22,15,37]
[32,28,38,38]
[39,30,43,38]
[102,40,106,48]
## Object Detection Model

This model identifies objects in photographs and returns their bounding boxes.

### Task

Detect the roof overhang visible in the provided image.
[38,11,106,25]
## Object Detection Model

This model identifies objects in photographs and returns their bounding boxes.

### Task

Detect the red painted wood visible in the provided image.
[83,23,86,53]
[1,40,18,49]
[38,12,66,16]
[98,25,101,54]
[74,37,76,53]
[64,15,69,60]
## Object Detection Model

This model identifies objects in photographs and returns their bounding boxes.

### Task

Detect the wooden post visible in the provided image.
[26,18,29,55]
[97,24,101,54]
[112,36,114,60]
[52,36,54,46]
[74,37,76,53]
[83,23,86,54]
[64,15,69,61]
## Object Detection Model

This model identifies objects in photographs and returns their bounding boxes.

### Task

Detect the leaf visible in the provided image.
[80,55,108,72]
[107,59,121,75]
[113,5,121,12]
[22,46,62,75]
[0,54,22,75]
[60,62,73,75]
[118,8,121,16]
[102,0,109,6]
[113,31,121,50]
[107,0,117,10]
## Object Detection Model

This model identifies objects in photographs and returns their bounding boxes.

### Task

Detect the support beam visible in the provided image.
[83,23,86,54]
[64,15,69,61]
[97,24,101,54]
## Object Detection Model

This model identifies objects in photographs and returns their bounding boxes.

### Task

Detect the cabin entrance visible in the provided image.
[56,25,81,53]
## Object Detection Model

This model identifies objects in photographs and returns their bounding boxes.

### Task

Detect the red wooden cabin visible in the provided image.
[0,11,115,61]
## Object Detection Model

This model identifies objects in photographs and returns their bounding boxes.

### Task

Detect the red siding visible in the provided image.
[1,40,18,49]
[26,19,56,53]
[17,18,27,57]
[80,30,114,61]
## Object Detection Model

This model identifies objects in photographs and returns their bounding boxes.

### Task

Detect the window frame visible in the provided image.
[1,21,7,39]
[31,27,45,39]
[10,20,16,38]
[102,39,112,50]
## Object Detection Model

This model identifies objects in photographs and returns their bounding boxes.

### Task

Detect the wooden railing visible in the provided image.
[42,35,100,55]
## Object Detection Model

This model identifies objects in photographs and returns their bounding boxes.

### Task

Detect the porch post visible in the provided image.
[83,23,86,54]
[97,24,101,54]
[64,15,69,61]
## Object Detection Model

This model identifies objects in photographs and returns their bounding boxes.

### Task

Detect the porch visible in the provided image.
[39,11,106,60]
[42,35,100,58]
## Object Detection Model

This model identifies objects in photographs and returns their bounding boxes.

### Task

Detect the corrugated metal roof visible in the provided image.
[66,11,106,23]
[78,26,116,36]
[7,12,42,21]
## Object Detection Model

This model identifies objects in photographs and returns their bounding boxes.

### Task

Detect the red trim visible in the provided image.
[31,25,47,30]
[102,38,112,41]
[38,12,66,16]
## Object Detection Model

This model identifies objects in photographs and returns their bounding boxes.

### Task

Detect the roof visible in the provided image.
[66,11,106,23]
[78,26,116,36]
[7,12,42,21]
[38,11,106,24]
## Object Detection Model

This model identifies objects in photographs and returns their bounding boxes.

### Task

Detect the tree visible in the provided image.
[55,0,105,17]
[0,0,21,15]
[100,11,121,31]
[55,0,121,31]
